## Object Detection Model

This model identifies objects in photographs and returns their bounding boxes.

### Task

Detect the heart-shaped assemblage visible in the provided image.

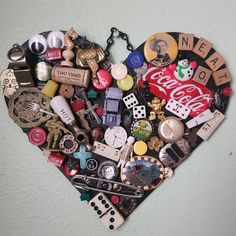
[0,29,233,230]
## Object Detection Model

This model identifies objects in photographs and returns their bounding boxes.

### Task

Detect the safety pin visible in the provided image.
[71,174,144,198]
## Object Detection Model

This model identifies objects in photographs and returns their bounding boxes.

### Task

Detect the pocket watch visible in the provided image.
[158,116,184,143]
[104,126,127,148]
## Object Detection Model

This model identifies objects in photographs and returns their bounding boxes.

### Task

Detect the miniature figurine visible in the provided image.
[117,136,135,169]
[45,115,72,149]
[147,136,164,152]
[148,97,166,120]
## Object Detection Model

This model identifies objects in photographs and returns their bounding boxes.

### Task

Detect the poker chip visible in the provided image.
[28,127,47,146]
[126,51,144,69]
[121,156,165,190]
[111,63,127,80]
[116,197,137,216]
[117,74,134,91]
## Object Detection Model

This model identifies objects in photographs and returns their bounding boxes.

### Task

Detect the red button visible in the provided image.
[28,127,47,146]
[96,106,104,116]
[111,195,120,204]
[93,69,112,90]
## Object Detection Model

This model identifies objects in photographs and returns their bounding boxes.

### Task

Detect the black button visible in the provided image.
[91,202,95,207]
[105,204,109,208]
[110,218,114,222]
[110,210,115,215]
[109,225,114,230]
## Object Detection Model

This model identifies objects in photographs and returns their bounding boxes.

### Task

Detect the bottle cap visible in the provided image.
[117,74,134,91]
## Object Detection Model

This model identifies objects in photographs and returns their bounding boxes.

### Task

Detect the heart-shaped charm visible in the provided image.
[0,28,232,230]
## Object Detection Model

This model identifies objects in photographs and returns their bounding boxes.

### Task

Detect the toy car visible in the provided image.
[102,87,123,126]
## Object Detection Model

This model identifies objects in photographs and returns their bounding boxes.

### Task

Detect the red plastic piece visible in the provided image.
[28,127,47,146]
[47,152,65,167]
[222,87,233,97]
[111,195,120,204]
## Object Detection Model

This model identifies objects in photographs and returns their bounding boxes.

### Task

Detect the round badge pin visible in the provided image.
[131,119,153,140]
[117,74,134,91]
[144,32,178,67]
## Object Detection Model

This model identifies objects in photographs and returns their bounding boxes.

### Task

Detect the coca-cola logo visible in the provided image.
[141,66,213,117]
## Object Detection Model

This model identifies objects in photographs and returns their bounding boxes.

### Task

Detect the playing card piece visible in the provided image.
[196,110,225,140]
[165,99,191,119]
[123,93,139,109]
[89,193,124,230]
[186,109,215,129]
[133,105,146,119]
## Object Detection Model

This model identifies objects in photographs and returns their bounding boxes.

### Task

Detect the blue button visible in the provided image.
[126,51,144,68]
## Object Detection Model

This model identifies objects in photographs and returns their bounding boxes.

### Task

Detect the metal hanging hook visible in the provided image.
[105,27,134,57]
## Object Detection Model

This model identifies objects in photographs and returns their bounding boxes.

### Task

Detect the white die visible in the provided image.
[133,105,146,119]
[123,93,139,109]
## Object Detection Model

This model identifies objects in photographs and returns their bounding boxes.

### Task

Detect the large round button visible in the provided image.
[127,51,144,69]
[28,127,47,146]
[117,74,134,91]
[93,69,112,90]
[133,141,148,155]
[144,32,178,67]
[111,63,127,80]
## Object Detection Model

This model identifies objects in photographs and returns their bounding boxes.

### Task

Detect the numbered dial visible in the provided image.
[158,117,184,143]
[104,126,127,148]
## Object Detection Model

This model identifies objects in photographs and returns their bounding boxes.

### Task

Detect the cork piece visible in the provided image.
[205,51,225,71]
[193,37,213,58]
[192,65,212,85]
[51,66,90,88]
[178,33,194,50]
[212,68,232,86]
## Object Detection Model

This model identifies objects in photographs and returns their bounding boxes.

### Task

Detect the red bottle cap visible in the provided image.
[93,69,112,90]
[28,127,47,146]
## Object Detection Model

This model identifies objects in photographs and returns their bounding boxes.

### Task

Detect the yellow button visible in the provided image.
[117,74,134,91]
[133,141,148,155]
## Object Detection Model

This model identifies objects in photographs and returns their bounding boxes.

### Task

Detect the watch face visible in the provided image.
[104,126,127,148]
[158,117,184,142]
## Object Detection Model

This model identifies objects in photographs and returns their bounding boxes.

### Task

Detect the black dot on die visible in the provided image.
[105,204,110,208]
[109,225,114,230]
[98,196,103,200]
[134,107,137,111]
[110,218,115,222]
[138,110,141,114]
[110,210,115,215]
[97,210,102,215]
[91,202,95,207]
[141,107,144,110]
[94,206,98,211]
[131,94,133,98]
[102,200,106,204]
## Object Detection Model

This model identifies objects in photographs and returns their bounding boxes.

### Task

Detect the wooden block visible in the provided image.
[212,68,232,86]
[178,33,194,50]
[205,51,225,71]
[193,37,213,58]
[192,66,212,85]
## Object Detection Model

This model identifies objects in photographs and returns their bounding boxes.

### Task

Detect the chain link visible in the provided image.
[105,27,134,57]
